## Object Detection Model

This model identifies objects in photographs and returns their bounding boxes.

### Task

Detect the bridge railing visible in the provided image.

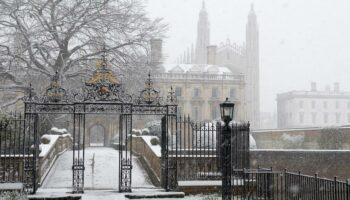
[38,134,73,185]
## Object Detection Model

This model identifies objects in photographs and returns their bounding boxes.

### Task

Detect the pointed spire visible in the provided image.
[186,47,190,64]
[191,44,195,64]
[195,0,210,64]
[249,3,256,16]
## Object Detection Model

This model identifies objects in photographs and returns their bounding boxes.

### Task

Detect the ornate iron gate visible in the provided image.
[119,113,132,192]
[161,114,178,191]
[18,53,178,194]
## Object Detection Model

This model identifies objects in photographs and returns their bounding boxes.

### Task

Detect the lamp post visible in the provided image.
[220,97,235,200]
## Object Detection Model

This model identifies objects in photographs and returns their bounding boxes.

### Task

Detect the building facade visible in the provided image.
[277,82,350,128]
[169,3,260,127]
[154,64,246,122]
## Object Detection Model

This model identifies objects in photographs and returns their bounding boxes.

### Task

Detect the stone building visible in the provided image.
[154,64,246,122]
[277,82,350,128]
[155,3,260,127]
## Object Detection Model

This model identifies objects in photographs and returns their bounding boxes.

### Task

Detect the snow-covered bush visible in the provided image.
[141,128,150,135]
[40,135,51,144]
[150,138,160,145]
[144,120,161,137]
[50,127,68,135]
[193,122,217,149]
[192,120,255,149]
[281,133,305,149]
[132,129,142,136]
[250,134,257,149]
[0,191,27,200]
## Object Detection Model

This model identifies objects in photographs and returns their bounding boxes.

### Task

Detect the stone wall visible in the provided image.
[132,136,161,183]
[252,127,350,149]
[250,149,350,181]
[38,135,73,184]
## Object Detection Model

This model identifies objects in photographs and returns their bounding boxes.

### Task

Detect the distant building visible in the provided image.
[154,64,246,122]
[260,112,277,129]
[157,3,260,128]
[277,82,350,128]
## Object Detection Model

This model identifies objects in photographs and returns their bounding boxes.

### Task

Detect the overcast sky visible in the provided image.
[146,0,350,113]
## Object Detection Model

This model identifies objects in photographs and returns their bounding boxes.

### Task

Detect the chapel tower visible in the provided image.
[195,1,210,64]
[245,4,260,129]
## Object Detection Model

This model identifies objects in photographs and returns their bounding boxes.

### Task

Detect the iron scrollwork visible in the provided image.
[166,86,177,105]
[72,158,85,193]
[83,51,132,103]
[120,158,132,192]
[45,71,67,102]
[135,73,162,105]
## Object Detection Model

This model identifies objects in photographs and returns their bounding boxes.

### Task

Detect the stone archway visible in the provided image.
[90,125,105,146]
[85,115,119,147]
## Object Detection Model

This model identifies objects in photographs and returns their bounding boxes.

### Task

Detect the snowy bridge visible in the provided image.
[41,147,155,190]
[32,147,191,199]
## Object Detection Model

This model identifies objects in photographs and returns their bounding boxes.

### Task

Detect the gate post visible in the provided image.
[119,113,132,193]
[160,114,178,191]
[221,124,232,200]
[72,110,85,194]
[24,111,39,194]
[160,116,167,190]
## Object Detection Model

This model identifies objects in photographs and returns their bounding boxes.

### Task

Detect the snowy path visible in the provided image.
[42,147,155,190]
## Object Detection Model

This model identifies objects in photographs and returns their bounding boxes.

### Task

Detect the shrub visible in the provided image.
[40,135,51,144]
[0,191,27,200]
[132,129,141,136]
[142,128,150,135]
[150,138,160,145]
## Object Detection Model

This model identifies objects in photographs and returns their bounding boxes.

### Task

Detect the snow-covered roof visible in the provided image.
[50,127,68,134]
[163,64,232,75]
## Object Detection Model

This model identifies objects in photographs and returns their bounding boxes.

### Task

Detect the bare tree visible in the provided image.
[0,0,167,109]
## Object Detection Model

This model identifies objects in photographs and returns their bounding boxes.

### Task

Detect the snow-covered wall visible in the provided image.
[250,149,350,181]
[132,136,162,184]
[38,134,73,184]
[252,127,350,149]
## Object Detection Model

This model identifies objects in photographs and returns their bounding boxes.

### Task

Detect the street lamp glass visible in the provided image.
[220,97,235,122]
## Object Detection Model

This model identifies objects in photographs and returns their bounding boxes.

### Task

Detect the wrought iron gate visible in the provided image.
[72,112,85,193]
[119,114,132,192]
[161,115,178,191]
[17,52,178,194]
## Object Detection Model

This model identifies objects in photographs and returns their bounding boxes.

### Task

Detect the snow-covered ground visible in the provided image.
[41,147,154,190]
[33,188,215,199]
[36,147,221,199]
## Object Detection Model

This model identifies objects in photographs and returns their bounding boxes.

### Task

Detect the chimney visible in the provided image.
[334,82,340,92]
[207,45,217,65]
[311,82,317,91]
[150,39,162,67]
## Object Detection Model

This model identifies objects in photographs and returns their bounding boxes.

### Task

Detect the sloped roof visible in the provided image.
[163,64,232,75]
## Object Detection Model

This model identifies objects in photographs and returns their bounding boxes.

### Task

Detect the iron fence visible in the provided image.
[174,116,250,181]
[227,168,350,200]
[0,113,25,184]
